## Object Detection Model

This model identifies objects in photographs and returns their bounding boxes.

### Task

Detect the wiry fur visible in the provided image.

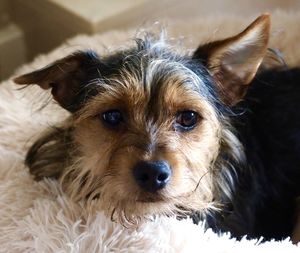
[14,15,300,242]
[23,34,245,227]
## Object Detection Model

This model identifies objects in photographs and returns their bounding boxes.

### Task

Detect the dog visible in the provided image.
[14,14,300,241]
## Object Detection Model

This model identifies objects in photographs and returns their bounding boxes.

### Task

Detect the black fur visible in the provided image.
[198,68,300,240]
[19,37,300,241]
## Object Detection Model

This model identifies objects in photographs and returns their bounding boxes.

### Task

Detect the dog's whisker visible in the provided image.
[13,14,300,241]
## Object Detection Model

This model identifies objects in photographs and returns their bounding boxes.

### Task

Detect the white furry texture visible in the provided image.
[1,12,300,252]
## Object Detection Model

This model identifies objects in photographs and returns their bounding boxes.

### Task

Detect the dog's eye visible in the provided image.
[102,110,123,126]
[175,111,199,131]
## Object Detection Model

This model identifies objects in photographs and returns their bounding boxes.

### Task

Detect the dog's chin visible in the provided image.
[99,193,177,227]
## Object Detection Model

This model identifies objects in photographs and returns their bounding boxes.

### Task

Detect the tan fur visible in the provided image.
[57,60,223,225]
[1,12,300,252]
[12,16,272,227]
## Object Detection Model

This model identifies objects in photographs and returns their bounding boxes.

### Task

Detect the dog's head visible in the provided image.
[14,15,270,225]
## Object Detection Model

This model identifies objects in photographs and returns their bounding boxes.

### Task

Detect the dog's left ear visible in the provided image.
[193,14,270,106]
[14,50,100,112]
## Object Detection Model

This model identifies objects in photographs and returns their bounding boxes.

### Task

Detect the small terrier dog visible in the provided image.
[14,14,300,241]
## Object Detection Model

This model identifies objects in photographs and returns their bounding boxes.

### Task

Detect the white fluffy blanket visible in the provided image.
[1,13,300,252]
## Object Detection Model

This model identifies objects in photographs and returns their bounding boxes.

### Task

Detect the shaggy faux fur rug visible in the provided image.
[1,12,300,252]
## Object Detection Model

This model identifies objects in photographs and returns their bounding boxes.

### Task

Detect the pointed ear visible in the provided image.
[193,14,270,106]
[14,50,100,112]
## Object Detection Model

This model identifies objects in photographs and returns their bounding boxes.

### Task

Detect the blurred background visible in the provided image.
[0,0,300,81]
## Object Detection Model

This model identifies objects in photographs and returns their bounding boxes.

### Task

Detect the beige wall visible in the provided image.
[0,0,9,28]
[0,0,26,80]
[148,0,300,20]
[10,0,300,60]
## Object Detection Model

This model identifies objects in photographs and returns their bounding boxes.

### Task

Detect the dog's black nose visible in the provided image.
[133,161,171,192]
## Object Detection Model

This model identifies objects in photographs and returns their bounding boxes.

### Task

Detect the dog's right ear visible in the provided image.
[14,51,100,112]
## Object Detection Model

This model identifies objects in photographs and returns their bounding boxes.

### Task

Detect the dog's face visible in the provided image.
[70,55,222,221]
[14,15,270,225]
